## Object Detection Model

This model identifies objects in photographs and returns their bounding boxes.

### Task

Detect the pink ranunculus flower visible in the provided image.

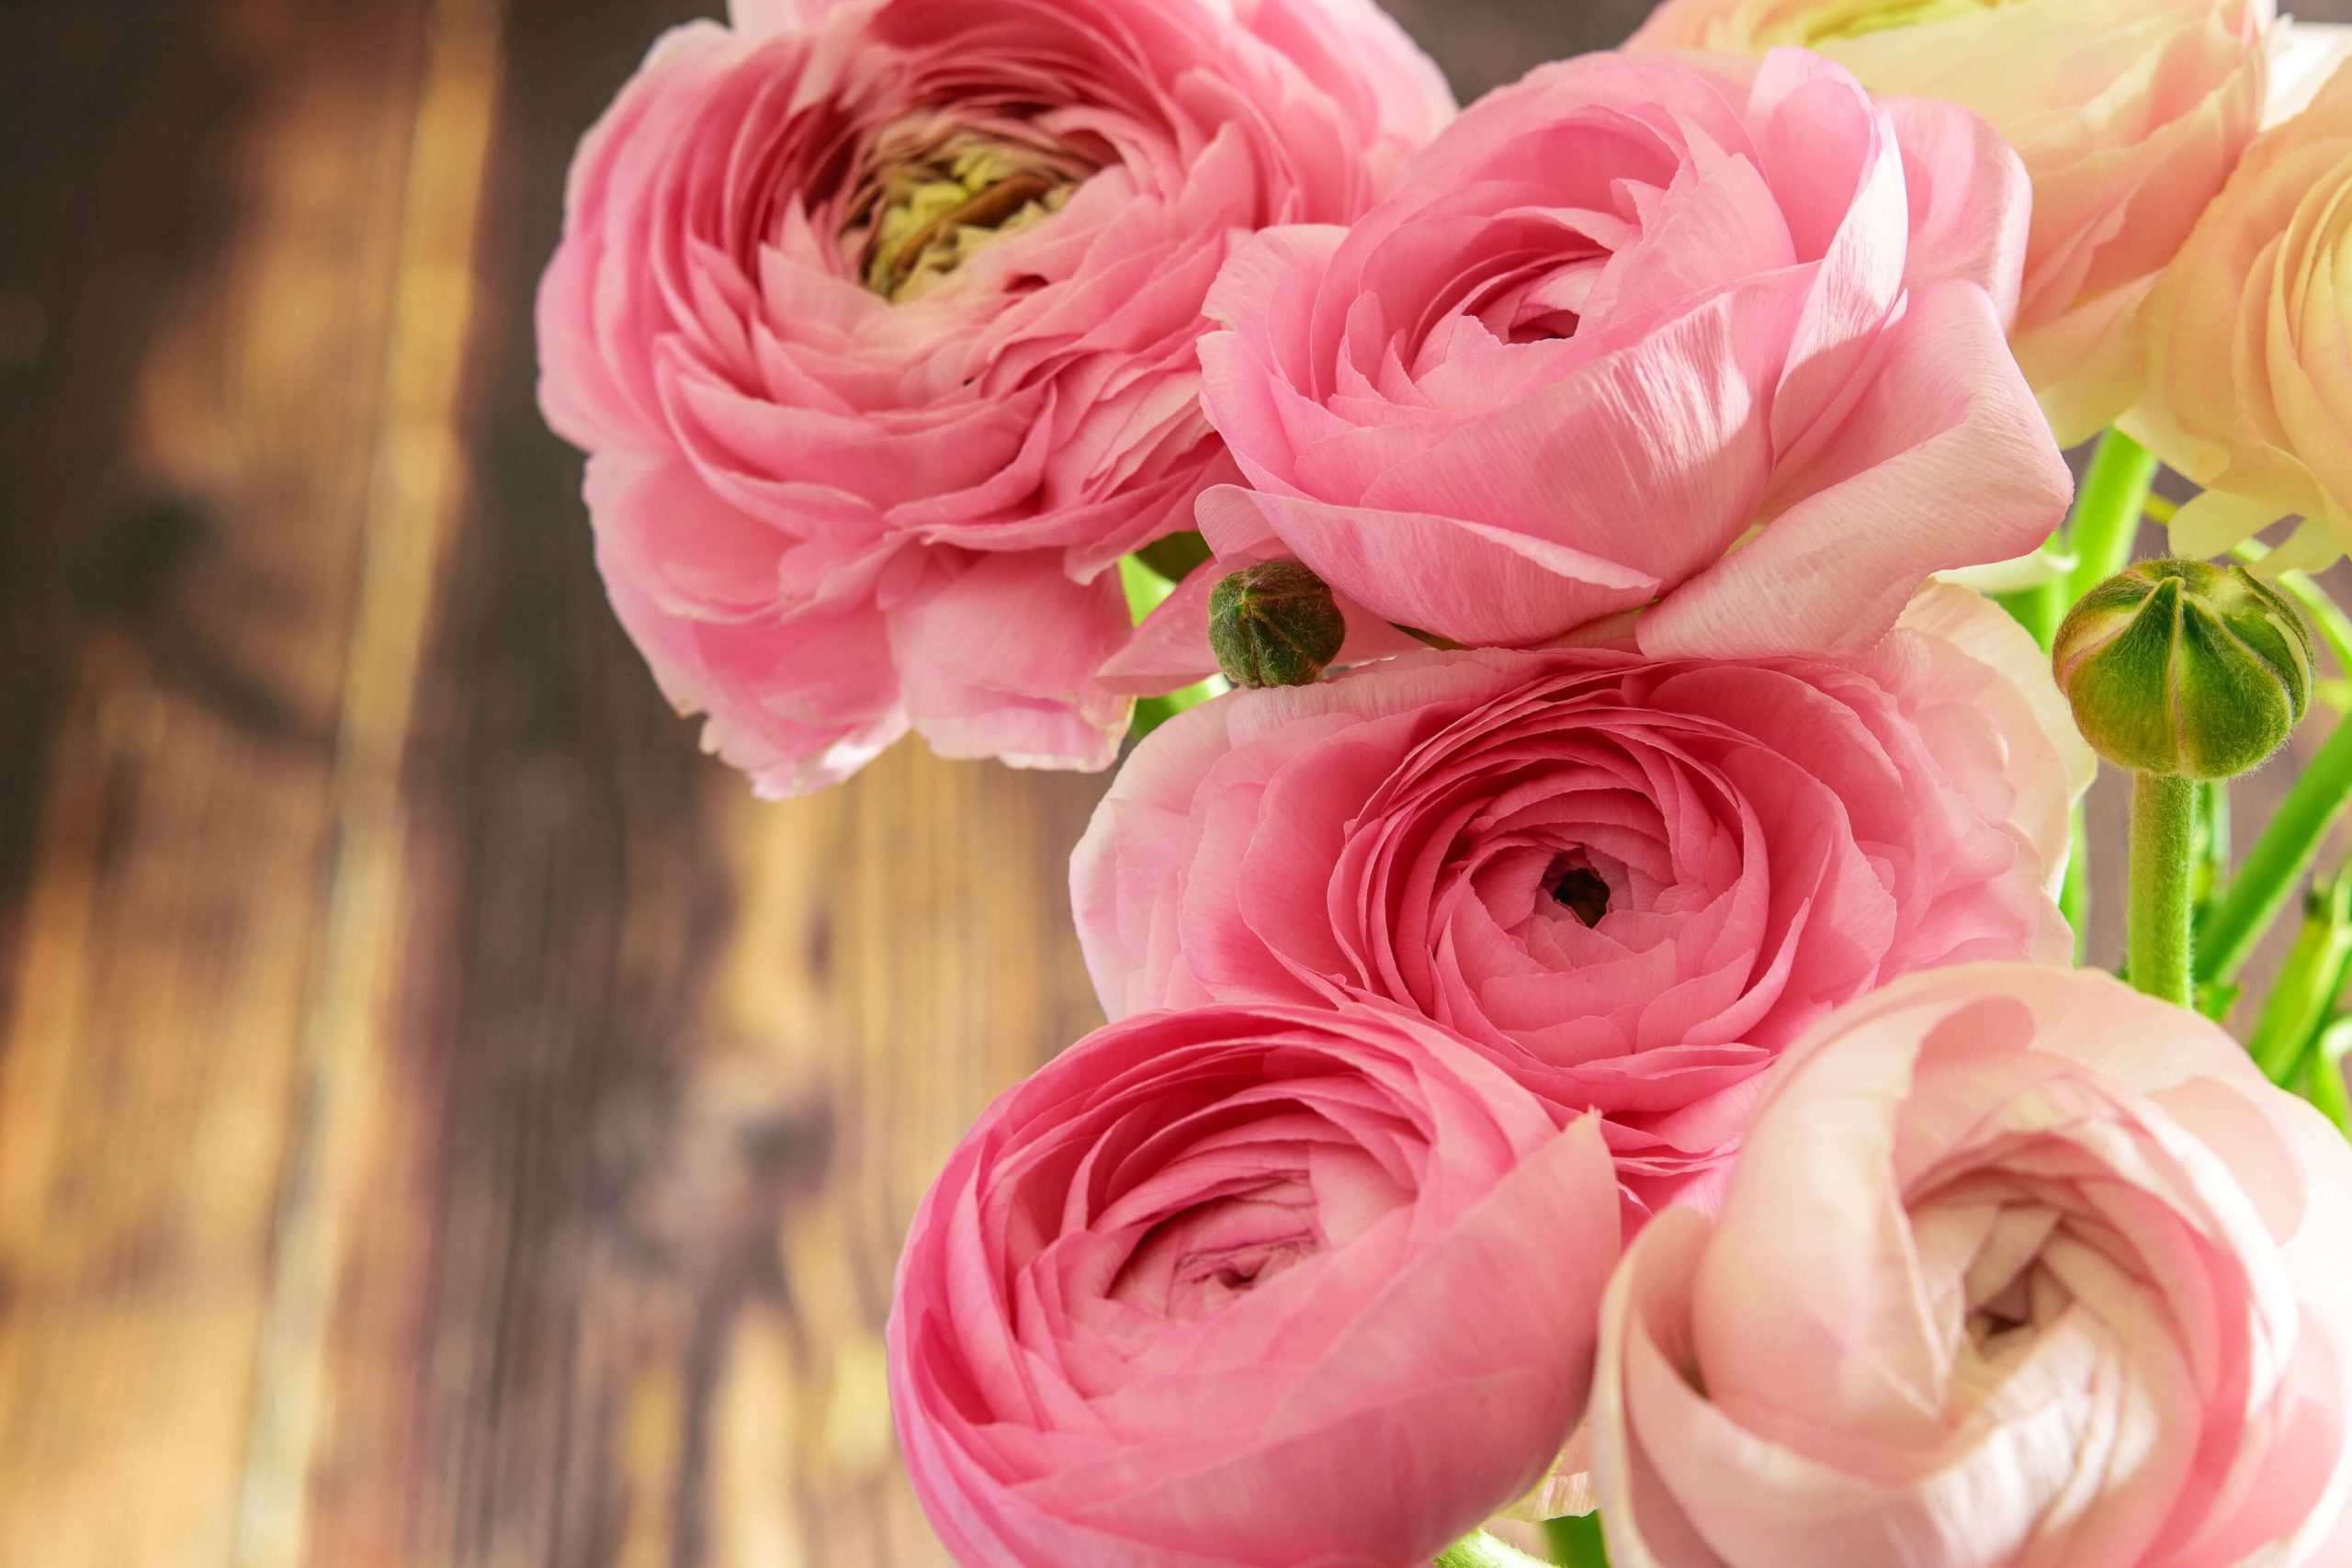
[1592,964,2352,1567]
[1074,584,2090,1201]
[2125,56,2352,570]
[887,1002,1623,1568]
[1634,0,2273,446]
[1161,47,2067,667]
[537,0,1452,795]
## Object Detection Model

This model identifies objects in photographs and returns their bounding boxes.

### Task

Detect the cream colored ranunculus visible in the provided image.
[1634,0,2273,444]
[2125,54,2352,568]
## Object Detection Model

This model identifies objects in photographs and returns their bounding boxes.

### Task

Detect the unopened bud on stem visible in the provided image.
[1208,561,1346,689]
[2054,558,2314,780]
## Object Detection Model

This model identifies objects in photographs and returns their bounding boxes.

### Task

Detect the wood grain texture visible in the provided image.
[2,2,2348,1565]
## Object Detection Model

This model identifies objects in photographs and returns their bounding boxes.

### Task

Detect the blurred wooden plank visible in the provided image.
[268,2,1118,1553]
[230,3,508,1566]
[277,0,1106,1559]
[8,4,2350,1568]
[0,2,434,1565]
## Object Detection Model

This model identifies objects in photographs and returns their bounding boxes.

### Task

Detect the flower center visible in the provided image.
[850,137,1078,302]
[1550,863,1612,929]
[1108,1182,1327,1323]
[1790,0,2020,44]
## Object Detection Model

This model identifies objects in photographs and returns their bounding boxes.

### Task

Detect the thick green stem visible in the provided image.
[1434,1531,1554,1568]
[1544,1514,1612,1566]
[2131,773,2199,1006]
[2197,713,2352,988]
[2066,431,2162,605]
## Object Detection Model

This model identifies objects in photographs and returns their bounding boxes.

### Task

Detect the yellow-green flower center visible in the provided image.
[1780,0,2023,45]
[856,141,1075,303]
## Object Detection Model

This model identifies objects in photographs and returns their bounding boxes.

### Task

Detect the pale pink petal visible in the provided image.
[1637,282,2070,660]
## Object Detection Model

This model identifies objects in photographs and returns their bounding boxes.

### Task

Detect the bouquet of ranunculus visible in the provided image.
[540,0,2352,1561]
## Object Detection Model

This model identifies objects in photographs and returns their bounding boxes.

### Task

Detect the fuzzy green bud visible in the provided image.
[1207,560,1346,689]
[2053,558,2315,780]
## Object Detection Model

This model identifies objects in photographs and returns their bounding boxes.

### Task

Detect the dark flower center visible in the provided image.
[1551,864,1611,928]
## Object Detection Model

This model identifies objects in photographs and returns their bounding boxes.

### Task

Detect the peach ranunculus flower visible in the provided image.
[1591,964,2352,1567]
[2126,54,2352,570]
[537,0,1452,795]
[1634,0,2274,446]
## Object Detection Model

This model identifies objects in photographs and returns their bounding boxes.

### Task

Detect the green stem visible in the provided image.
[1119,554,1223,740]
[2065,430,2162,605]
[2197,713,2352,988]
[2130,773,2199,1006]
[1544,1513,1612,1567]
[2249,874,2352,1083]
[1995,575,2071,652]
[1434,1531,1554,1568]
[1121,552,1176,624]
[2191,782,2236,1018]
[2307,1020,2352,1134]
[2034,430,2165,942]
[1135,530,1212,583]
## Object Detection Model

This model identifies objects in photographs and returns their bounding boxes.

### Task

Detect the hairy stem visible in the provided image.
[2130,773,2198,1006]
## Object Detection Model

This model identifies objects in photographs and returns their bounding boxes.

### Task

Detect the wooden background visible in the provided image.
[3,3,2347,1566]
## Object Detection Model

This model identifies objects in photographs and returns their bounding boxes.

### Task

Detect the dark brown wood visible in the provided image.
[4,3,2350,1565]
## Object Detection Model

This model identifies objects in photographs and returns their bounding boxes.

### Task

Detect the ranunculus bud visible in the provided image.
[1207,560,1346,688]
[2053,558,2314,779]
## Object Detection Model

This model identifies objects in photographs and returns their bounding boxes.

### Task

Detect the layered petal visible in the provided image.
[2126,58,2352,567]
[888,1004,1623,1567]
[1590,964,2352,1567]
[1072,585,2084,1184]
[1181,45,2059,661]
[1635,0,2274,444]
[537,0,1453,789]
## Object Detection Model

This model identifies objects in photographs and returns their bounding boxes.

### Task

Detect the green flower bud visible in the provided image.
[2053,558,2315,780]
[1208,561,1346,690]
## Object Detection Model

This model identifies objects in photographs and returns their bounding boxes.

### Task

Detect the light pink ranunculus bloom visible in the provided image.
[537,0,1452,795]
[2126,56,2352,570]
[1634,0,2274,446]
[887,1003,1623,1568]
[1592,964,2352,1567]
[1164,48,2066,667]
[1074,584,2089,1201]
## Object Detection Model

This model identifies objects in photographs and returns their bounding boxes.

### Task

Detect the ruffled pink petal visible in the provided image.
[890,552,1133,771]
